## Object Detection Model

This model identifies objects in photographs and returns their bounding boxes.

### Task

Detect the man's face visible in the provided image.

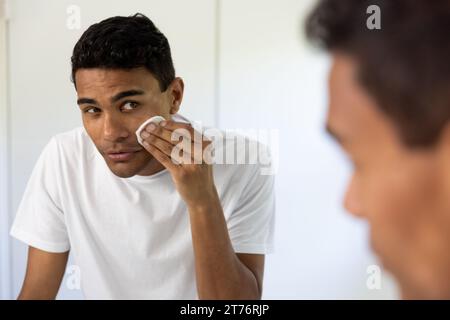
[327,53,450,298]
[75,67,182,178]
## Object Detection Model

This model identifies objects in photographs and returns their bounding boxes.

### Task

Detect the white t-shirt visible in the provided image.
[10,114,275,299]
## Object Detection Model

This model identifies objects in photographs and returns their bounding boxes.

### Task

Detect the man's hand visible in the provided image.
[140,120,216,208]
[140,119,264,299]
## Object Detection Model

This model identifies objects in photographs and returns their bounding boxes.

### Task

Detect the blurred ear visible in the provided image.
[166,77,184,115]
[437,123,450,196]
[439,123,450,154]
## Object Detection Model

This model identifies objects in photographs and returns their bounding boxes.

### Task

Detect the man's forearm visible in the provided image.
[188,191,261,300]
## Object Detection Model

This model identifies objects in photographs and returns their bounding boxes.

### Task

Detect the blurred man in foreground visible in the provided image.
[306,0,450,298]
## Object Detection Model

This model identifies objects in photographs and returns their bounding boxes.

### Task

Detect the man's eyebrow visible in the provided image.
[76,90,145,106]
[77,98,97,106]
[110,90,145,103]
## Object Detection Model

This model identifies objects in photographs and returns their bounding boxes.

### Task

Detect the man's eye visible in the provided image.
[85,107,100,114]
[122,101,139,111]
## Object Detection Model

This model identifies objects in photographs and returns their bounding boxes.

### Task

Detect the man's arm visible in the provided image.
[140,120,267,299]
[18,246,69,300]
[188,195,265,299]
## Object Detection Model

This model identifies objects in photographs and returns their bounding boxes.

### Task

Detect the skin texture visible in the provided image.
[19,67,264,300]
[327,53,450,299]
[76,67,179,178]
[18,247,68,299]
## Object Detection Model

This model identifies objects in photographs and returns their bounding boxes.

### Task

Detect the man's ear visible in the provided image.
[167,77,184,115]
[437,123,450,197]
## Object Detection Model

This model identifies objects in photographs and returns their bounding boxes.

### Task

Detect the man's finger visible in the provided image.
[142,140,179,170]
[142,130,175,156]
[160,120,194,133]
[144,123,175,144]
[144,122,199,146]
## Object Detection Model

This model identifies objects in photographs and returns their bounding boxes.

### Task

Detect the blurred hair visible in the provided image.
[306,0,450,147]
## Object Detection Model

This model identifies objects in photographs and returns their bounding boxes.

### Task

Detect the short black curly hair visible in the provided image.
[71,13,175,91]
[306,0,450,147]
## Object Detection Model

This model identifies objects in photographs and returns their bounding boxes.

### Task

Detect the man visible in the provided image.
[306,0,450,298]
[10,13,274,299]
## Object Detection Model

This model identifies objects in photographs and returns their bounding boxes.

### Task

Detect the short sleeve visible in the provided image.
[227,146,276,254]
[10,137,70,253]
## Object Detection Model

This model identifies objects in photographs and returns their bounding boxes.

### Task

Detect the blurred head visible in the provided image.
[307,0,450,298]
[71,13,184,178]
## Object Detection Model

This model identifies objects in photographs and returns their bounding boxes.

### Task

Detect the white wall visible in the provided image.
[0,0,11,301]
[2,0,399,299]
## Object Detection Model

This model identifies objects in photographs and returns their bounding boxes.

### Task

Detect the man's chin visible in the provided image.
[369,232,389,269]
[102,156,144,178]
[100,149,152,178]
[370,235,398,279]
[101,150,155,178]
[107,163,139,178]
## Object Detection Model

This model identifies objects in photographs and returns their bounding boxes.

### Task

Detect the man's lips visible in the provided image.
[106,148,143,162]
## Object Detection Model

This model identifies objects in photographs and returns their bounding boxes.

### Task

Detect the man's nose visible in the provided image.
[103,114,130,142]
[344,174,364,218]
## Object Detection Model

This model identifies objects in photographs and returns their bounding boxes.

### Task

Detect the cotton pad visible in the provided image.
[136,115,166,146]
